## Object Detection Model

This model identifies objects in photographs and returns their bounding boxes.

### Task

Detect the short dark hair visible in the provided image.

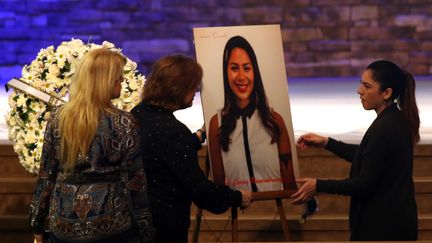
[142,54,202,110]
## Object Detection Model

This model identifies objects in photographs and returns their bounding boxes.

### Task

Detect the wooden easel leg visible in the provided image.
[192,207,203,243]
[276,198,292,241]
[231,206,238,242]
[193,150,210,243]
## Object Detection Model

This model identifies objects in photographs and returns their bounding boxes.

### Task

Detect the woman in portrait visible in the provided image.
[29,49,154,243]
[208,36,297,192]
[293,60,419,240]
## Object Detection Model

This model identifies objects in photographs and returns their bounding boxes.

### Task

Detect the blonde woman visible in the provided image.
[30,49,154,243]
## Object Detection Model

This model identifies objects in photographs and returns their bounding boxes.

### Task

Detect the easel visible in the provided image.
[229,190,296,242]
[193,150,296,242]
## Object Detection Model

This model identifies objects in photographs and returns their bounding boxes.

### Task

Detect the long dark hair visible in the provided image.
[220,36,280,151]
[367,60,420,145]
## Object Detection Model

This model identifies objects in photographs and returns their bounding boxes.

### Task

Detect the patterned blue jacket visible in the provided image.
[29,107,154,243]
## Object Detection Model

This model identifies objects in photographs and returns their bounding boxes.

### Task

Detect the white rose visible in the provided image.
[122,96,132,104]
[34,102,46,114]
[28,112,38,122]
[51,76,65,87]
[124,60,137,71]
[21,68,34,83]
[68,39,84,50]
[48,64,60,77]
[131,92,141,104]
[24,132,37,145]
[30,60,44,70]
[7,115,17,126]
[14,130,24,142]
[56,58,66,69]
[37,46,54,60]
[88,44,101,51]
[137,75,146,84]
[24,154,35,167]
[102,41,115,49]
[33,78,44,90]
[123,71,135,81]
[128,80,139,90]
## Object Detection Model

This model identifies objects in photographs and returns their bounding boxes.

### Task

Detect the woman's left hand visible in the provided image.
[291,178,317,205]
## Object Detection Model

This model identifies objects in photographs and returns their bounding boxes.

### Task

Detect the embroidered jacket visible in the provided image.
[29,107,154,243]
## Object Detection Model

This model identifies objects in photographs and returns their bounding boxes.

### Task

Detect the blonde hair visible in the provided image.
[58,49,126,171]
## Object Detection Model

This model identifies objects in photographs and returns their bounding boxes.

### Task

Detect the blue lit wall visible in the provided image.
[1,0,432,87]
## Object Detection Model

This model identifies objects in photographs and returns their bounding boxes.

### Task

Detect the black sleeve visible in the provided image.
[317,131,387,197]
[161,126,242,214]
[191,133,203,151]
[325,137,359,163]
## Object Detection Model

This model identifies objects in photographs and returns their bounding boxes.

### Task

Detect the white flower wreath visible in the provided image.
[6,39,145,174]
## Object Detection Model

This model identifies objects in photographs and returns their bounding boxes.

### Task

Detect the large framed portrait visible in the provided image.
[193,25,299,193]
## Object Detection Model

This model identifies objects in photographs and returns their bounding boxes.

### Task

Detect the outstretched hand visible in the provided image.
[239,189,252,209]
[291,178,317,205]
[199,124,206,133]
[296,133,328,151]
[195,124,206,143]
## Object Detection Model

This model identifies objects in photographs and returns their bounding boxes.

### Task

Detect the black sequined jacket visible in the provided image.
[29,107,155,243]
[131,103,242,243]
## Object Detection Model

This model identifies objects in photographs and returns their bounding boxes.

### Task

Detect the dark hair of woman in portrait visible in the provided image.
[131,54,251,243]
[220,35,280,151]
[294,60,420,241]
[29,49,154,243]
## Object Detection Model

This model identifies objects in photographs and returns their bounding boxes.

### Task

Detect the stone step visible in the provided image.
[0,177,36,193]
[0,178,35,215]
[188,214,432,242]
[0,146,34,178]
[0,215,33,243]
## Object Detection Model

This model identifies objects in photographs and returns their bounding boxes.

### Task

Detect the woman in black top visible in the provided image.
[131,54,251,243]
[293,60,420,241]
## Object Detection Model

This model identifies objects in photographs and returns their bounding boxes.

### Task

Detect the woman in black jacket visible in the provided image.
[131,54,251,243]
[293,60,420,241]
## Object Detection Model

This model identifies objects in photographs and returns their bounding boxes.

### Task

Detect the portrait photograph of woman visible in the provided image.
[193,25,299,193]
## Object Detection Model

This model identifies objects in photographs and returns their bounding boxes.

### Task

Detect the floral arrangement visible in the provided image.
[6,39,145,174]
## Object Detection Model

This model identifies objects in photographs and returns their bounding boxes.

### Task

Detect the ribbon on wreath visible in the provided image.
[6,78,67,107]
